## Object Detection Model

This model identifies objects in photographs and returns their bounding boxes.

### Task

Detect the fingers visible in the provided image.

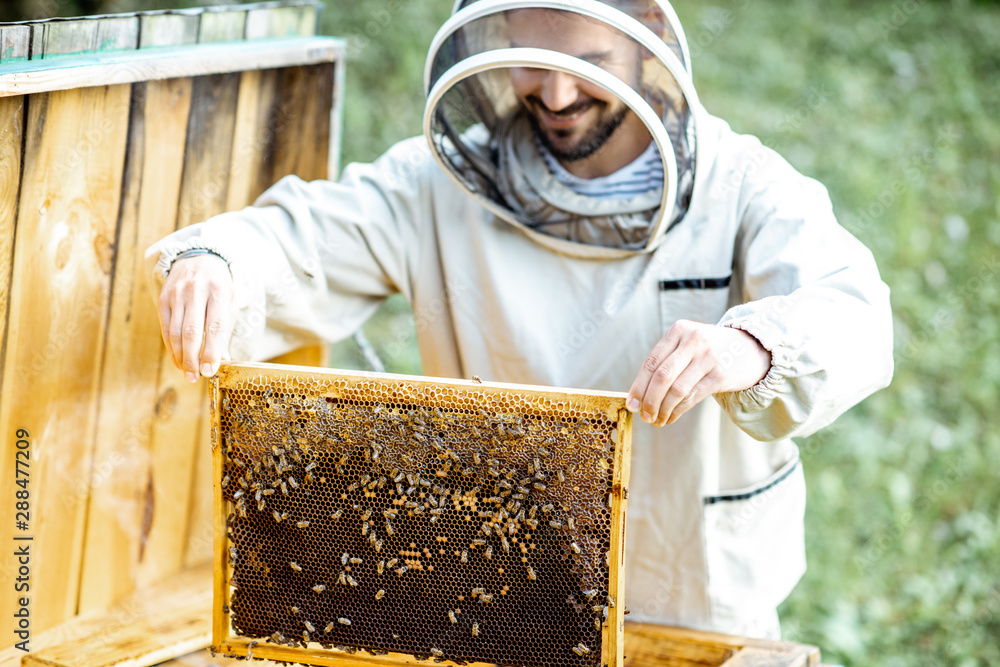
[627,326,682,420]
[200,288,235,377]
[155,255,234,381]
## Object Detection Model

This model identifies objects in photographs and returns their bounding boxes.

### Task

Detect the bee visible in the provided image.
[485,545,493,559]
[431,648,444,658]
[304,620,316,633]
[567,517,576,530]
[533,482,547,491]
[388,558,399,568]
[361,508,372,521]
[312,584,326,593]
[350,557,362,564]
[305,461,318,472]
[229,546,237,561]
[592,605,603,613]
[273,510,283,522]
[302,630,311,643]
[542,504,554,513]
[222,475,230,488]
[429,508,445,515]
[583,589,597,600]
[297,520,310,528]
[471,622,480,637]
[347,575,358,587]
[289,606,300,615]
[472,539,486,546]
[280,481,289,495]
[331,508,343,519]
[594,618,602,631]
[529,505,538,519]
[448,610,458,624]
[607,595,616,608]
[375,589,386,600]
[324,622,334,633]
[502,537,510,553]
[526,566,536,581]
[608,493,613,508]
[473,376,482,383]
[448,451,460,462]
[393,472,405,483]
[338,618,351,626]
[385,521,394,535]
[570,542,581,554]
[290,561,302,572]
[347,482,359,492]
[342,552,349,566]
[232,489,244,500]
[526,518,539,530]
[338,572,347,586]
[479,594,493,603]
[557,469,566,483]
[395,566,408,576]
[549,520,563,529]
[362,523,369,536]
[461,550,468,563]
[473,452,482,465]
[572,644,590,656]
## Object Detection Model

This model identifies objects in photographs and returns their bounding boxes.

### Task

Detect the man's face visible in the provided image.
[507,9,647,166]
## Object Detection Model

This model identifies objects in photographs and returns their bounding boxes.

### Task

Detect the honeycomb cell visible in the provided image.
[216,370,626,667]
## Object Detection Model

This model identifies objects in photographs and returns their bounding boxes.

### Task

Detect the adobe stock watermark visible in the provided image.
[345,0,407,60]
[873,0,929,38]
[894,253,998,365]
[853,456,969,573]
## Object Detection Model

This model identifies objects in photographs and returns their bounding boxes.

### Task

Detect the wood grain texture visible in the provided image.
[0,83,132,634]
[0,37,344,99]
[0,25,30,62]
[0,95,23,399]
[244,4,318,39]
[607,409,633,667]
[139,13,200,48]
[198,10,248,43]
[136,70,242,592]
[623,623,820,667]
[16,562,212,667]
[78,77,195,614]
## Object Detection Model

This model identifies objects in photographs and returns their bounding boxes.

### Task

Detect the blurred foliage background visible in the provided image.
[3,0,999,664]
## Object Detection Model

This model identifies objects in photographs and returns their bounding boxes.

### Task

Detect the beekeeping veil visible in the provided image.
[424,0,702,252]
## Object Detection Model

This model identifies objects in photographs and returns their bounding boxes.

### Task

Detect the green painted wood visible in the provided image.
[94,16,140,52]
[0,25,30,62]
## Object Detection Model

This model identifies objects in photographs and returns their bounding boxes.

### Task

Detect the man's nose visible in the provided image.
[539,70,580,112]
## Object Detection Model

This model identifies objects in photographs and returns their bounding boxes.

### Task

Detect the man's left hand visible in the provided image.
[627,320,771,426]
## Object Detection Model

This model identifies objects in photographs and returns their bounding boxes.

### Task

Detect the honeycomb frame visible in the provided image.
[211,361,632,667]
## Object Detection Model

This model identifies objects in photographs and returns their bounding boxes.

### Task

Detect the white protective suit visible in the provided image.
[147,0,893,638]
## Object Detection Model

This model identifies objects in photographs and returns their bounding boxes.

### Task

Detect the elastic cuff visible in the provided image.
[718,320,791,411]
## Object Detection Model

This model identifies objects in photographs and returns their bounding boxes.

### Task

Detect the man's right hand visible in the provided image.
[157,254,236,383]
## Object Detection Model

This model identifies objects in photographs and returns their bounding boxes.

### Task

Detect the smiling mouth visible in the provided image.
[528,96,598,130]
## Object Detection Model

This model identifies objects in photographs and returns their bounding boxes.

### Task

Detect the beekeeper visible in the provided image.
[147,0,893,638]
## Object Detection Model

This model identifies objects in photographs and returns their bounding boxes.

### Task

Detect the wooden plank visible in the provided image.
[0,37,344,98]
[16,563,213,667]
[0,25,31,62]
[39,20,97,58]
[94,16,141,52]
[136,70,242,592]
[607,408,634,667]
[721,647,813,667]
[198,10,248,43]
[244,4,318,39]
[0,82,132,634]
[0,95,23,398]
[139,13,200,48]
[623,623,821,667]
[77,76,195,614]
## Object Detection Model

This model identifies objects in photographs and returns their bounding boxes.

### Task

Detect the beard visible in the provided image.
[524,95,630,163]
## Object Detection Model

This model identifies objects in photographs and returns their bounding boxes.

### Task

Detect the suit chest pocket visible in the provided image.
[658,275,733,329]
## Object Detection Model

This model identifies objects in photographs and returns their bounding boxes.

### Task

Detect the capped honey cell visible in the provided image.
[213,364,629,667]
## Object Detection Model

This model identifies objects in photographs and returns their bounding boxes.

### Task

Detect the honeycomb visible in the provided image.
[213,363,630,667]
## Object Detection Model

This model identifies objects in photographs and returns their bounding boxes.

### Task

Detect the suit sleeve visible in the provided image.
[714,141,894,441]
[144,137,432,362]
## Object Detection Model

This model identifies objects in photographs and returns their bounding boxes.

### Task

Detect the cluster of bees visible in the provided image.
[218,382,617,666]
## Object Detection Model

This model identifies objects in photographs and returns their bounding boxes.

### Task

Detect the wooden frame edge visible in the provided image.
[0,36,346,98]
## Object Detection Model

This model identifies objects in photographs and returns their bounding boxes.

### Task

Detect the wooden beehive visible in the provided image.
[0,4,343,665]
[210,361,633,667]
